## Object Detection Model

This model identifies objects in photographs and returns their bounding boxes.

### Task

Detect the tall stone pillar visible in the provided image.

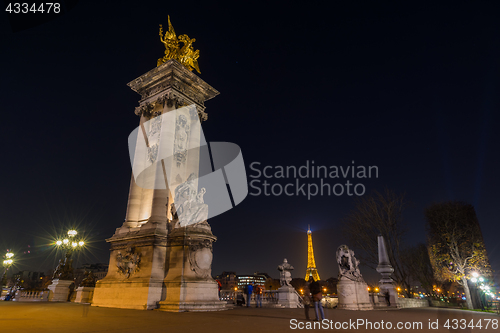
[376,235,397,306]
[92,59,219,310]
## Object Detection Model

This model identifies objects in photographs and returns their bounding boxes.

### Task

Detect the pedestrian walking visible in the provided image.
[309,279,325,321]
[245,283,253,307]
[255,284,262,308]
[384,291,391,306]
[303,279,313,320]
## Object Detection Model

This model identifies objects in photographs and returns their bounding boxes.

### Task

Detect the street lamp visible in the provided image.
[54,229,85,251]
[470,272,486,310]
[52,229,85,281]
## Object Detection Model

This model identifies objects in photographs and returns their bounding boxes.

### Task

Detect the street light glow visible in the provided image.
[56,240,63,246]
[63,239,69,244]
[3,259,13,265]
[71,242,77,248]
[78,241,84,246]
[472,272,479,278]
[471,278,478,283]
[5,252,14,259]
[479,277,484,282]
[68,230,77,237]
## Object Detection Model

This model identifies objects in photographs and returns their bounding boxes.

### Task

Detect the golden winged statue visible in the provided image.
[157,16,201,74]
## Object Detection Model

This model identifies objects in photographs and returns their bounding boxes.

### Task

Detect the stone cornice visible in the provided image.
[127,60,219,120]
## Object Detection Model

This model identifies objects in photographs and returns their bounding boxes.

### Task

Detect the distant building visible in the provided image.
[74,263,108,286]
[236,272,270,289]
[12,271,45,289]
[214,271,237,290]
[12,271,45,282]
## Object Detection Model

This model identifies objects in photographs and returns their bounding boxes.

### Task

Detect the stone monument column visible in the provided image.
[376,235,397,306]
[91,59,218,310]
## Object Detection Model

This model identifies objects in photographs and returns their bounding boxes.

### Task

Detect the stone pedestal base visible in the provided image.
[93,279,164,310]
[158,280,225,312]
[378,284,397,307]
[277,286,300,308]
[157,224,226,312]
[91,223,168,310]
[337,279,373,310]
[75,286,95,304]
[48,279,73,302]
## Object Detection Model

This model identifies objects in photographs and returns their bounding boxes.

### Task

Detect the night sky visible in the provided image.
[2,1,500,286]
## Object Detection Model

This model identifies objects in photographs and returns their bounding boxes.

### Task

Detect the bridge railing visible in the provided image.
[220,290,279,305]
[293,289,305,308]
[13,290,50,302]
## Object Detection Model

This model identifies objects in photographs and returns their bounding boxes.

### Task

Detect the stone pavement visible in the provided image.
[0,302,498,332]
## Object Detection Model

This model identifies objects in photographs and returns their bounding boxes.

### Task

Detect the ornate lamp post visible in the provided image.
[2,252,14,287]
[48,229,85,301]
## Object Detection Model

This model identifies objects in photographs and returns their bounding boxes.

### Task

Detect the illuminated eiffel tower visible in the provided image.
[305,225,320,281]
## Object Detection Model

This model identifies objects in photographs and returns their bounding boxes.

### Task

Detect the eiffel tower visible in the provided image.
[305,225,320,281]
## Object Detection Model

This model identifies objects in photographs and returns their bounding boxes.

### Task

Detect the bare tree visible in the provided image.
[342,189,413,296]
[425,201,492,310]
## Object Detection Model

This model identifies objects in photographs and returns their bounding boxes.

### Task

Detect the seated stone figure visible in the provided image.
[172,173,209,227]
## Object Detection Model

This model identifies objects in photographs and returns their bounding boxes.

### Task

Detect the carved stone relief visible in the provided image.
[116,246,141,278]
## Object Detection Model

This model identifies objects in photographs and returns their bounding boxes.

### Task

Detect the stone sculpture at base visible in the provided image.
[276,258,301,308]
[336,245,373,310]
[48,252,74,302]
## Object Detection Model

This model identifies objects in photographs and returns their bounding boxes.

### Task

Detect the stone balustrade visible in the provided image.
[219,290,280,307]
[397,298,429,308]
[13,290,50,302]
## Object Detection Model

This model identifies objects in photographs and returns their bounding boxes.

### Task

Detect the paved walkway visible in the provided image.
[0,303,498,332]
